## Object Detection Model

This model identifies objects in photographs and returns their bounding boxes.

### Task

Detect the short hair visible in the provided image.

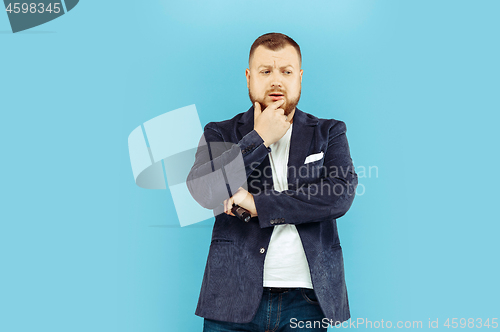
[249,32,301,66]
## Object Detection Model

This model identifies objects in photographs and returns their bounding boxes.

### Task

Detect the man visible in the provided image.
[187,33,357,331]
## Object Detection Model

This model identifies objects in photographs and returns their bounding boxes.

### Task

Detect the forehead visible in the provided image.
[250,45,301,68]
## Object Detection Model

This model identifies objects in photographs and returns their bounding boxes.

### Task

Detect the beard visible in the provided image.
[248,87,301,116]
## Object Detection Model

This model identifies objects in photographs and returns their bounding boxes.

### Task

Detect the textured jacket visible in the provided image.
[187,105,357,324]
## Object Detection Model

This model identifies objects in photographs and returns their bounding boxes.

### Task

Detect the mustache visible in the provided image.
[267,89,286,95]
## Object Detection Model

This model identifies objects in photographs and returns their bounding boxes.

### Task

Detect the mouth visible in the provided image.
[268,92,285,101]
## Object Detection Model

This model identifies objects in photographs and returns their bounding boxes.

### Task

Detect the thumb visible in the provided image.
[253,102,261,121]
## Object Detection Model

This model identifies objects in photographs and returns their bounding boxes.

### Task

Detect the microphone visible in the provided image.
[231,204,251,223]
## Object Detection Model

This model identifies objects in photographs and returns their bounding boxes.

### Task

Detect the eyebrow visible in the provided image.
[257,64,295,70]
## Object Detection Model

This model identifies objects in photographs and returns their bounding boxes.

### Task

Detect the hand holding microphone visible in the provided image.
[223,187,258,222]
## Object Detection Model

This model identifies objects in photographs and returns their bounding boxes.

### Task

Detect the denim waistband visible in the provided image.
[263,287,304,293]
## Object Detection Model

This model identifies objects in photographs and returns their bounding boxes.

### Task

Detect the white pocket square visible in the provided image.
[304,151,324,164]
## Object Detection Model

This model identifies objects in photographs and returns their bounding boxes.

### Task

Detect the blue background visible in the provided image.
[1,0,499,331]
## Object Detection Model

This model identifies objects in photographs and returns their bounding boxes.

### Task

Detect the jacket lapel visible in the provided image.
[287,108,318,188]
[237,106,254,139]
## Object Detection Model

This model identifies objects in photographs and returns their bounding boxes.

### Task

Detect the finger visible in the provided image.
[226,199,235,216]
[275,107,285,116]
[253,102,261,122]
[224,198,231,215]
[268,99,285,111]
[263,99,285,113]
[228,198,234,214]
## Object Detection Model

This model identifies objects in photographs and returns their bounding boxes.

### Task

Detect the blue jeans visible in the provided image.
[203,287,328,331]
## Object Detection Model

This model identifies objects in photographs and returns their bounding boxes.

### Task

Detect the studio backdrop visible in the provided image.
[1,0,499,331]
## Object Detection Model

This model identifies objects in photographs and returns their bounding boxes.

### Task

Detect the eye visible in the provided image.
[261,70,270,74]
[284,70,292,75]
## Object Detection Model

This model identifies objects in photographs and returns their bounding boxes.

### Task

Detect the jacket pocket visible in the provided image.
[211,238,234,244]
[208,239,234,270]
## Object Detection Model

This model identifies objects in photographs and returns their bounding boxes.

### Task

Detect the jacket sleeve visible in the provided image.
[186,122,271,210]
[253,120,357,228]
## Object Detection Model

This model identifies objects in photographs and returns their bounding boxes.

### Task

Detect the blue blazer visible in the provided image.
[187,105,357,324]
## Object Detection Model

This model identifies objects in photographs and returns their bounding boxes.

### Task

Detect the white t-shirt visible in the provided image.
[262,123,314,289]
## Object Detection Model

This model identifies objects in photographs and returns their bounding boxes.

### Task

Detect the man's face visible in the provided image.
[246,45,303,117]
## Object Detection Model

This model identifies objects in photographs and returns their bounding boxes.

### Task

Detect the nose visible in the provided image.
[271,81,282,89]
[270,71,282,89]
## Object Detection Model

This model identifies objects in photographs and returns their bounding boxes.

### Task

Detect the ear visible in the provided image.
[300,69,303,83]
[245,68,250,89]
